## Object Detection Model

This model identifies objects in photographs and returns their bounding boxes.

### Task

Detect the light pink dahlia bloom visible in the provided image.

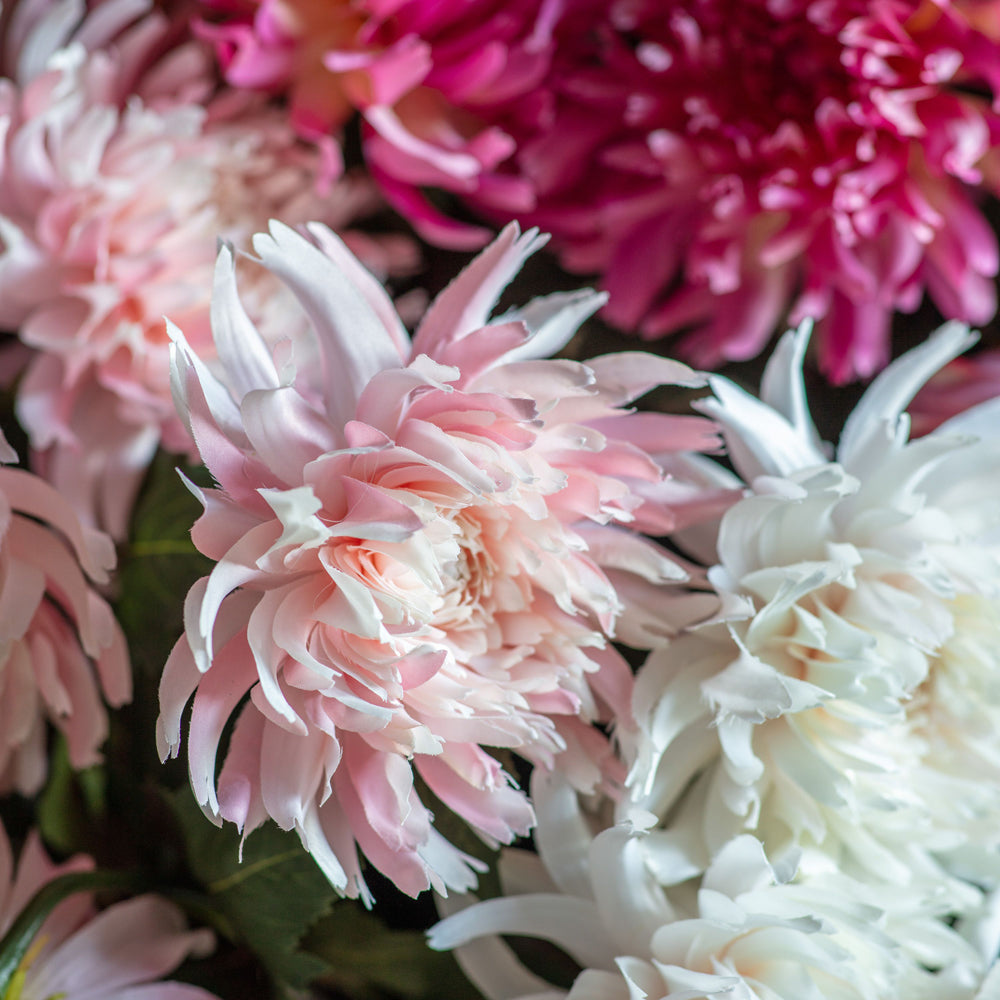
[0,447,129,796]
[0,825,217,1000]
[199,0,555,247]
[0,0,416,539]
[516,0,1000,382]
[158,221,727,900]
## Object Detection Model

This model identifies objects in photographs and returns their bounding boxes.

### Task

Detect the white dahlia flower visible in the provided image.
[429,772,987,1000]
[630,320,1000,912]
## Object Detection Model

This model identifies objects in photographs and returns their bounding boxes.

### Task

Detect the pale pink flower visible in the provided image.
[158,221,727,900]
[198,0,553,247]
[0,450,130,796]
[516,0,1000,382]
[0,0,417,539]
[0,824,217,1000]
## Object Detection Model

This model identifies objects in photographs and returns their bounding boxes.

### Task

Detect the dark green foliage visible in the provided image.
[169,790,339,997]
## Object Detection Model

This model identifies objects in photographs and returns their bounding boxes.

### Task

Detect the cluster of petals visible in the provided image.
[0,426,129,796]
[0,0,415,539]
[429,771,995,1000]
[200,0,557,248]
[0,823,218,1000]
[629,320,1000,916]
[202,0,1000,382]
[511,0,1000,382]
[157,220,727,901]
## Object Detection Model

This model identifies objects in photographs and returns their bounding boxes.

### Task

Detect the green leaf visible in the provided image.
[305,905,477,1000]
[0,869,144,996]
[168,790,339,997]
[111,452,213,786]
[36,737,106,857]
[115,451,213,675]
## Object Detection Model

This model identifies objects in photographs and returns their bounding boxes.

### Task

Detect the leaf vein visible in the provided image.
[208,849,304,894]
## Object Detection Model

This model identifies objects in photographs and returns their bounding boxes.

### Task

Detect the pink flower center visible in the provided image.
[639,3,855,144]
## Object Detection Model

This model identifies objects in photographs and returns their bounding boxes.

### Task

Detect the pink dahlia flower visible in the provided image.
[158,221,728,900]
[199,0,553,248]
[0,449,130,796]
[0,0,417,539]
[522,0,1000,381]
[0,825,217,1000]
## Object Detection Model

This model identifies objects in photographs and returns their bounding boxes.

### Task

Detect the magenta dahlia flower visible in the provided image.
[198,0,1000,382]
[0,448,129,796]
[158,221,728,900]
[0,826,217,1000]
[516,0,1000,381]
[0,0,417,539]
[198,0,553,248]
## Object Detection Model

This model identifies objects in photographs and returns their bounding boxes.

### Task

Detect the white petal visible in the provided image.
[433,894,558,1000]
[429,895,617,971]
[838,320,976,473]
[589,825,675,956]
[759,320,827,461]
[697,374,826,481]
[497,289,607,364]
[531,769,595,899]
[210,243,280,397]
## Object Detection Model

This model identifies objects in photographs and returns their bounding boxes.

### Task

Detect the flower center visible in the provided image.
[2,934,65,1000]
[557,0,978,186]
[650,2,857,143]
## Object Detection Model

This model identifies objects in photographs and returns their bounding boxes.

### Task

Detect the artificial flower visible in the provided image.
[429,772,987,1000]
[199,0,551,247]
[0,444,129,796]
[0,0,416,539]
[158,220,726,901]
[0,824,217,1000]
[630,319,1000,913]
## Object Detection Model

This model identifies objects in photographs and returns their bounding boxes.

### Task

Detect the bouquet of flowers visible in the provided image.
[0,1,999,998]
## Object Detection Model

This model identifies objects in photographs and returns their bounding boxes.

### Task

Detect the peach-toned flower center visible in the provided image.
[253,0,371,115]
[324,499,540,650]
[752,581,851,682]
